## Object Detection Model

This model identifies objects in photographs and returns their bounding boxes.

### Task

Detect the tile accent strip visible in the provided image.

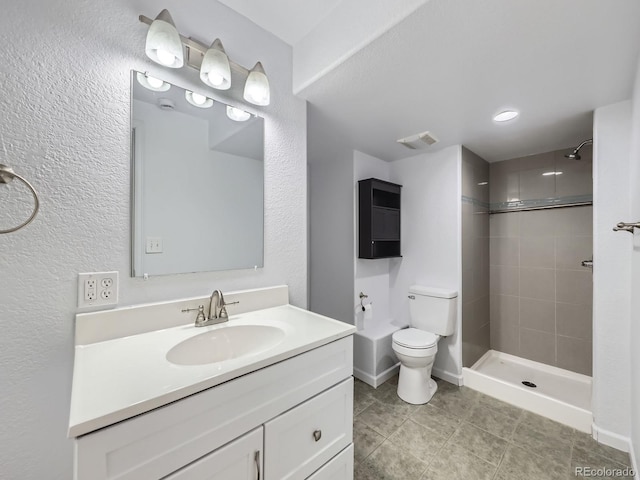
[461,195,490,209]
[489,194,593,213]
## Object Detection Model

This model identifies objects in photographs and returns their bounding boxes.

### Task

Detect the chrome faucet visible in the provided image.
[192,289,238,327]
[209,289,226,322]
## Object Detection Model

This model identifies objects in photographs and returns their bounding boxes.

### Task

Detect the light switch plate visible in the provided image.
[146,237,163,254]
[78,271,119,309]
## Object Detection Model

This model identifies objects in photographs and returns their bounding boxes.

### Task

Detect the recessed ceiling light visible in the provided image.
[542,171,563,176]
[493,110,519,122]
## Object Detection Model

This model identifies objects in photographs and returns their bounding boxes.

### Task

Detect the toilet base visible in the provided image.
[397,365,438,404]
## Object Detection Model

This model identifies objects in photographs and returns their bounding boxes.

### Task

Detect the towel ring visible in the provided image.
[0,164,40,234]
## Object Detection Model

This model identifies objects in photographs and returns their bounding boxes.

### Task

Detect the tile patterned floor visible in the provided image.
[353,376,634,480]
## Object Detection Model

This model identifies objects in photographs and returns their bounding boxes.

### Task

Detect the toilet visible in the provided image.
[392,285,458,404]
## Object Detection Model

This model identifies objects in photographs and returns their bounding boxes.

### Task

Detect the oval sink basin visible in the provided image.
[166,325,286,366]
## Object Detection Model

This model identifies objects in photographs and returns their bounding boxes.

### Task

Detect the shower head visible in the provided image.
[565,139,593,160]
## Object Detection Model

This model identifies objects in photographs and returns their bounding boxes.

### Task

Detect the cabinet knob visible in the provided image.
[313,429,322,442]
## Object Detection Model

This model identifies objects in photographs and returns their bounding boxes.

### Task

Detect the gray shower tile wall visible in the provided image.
[488,146,593,376]
[461,147,491,367]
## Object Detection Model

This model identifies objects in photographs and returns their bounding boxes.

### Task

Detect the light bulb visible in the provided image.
[208,72,224,87]
[156,49,176,67]
[185,91,213,108]
[191,92,207,105]
[147,76,164,89]
[136,72,171,92]
[247,86,266,104]
[226,105,251,122]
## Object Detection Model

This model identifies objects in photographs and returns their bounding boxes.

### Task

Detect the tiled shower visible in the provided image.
[462,145,593,376]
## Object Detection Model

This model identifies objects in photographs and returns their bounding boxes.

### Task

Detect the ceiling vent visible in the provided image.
[397,131,439,150]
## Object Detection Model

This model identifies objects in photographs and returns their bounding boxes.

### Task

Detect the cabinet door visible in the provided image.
[264,378,353,480]
[371,207,400,240]
[164,427,263,480]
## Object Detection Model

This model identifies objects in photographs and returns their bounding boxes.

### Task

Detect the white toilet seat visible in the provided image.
[392,328,439,348]
[392,341,437,358]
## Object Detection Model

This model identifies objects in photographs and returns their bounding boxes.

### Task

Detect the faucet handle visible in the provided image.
[219,300,239,319]
[182,305,207,325]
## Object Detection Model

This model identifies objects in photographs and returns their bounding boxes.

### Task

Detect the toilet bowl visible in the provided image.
[393,285,457,405]
[392,328,440,404]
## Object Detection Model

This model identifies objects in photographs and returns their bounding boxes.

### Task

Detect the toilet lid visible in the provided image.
[393,328,438,348]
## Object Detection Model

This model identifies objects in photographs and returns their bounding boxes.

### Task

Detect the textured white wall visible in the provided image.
[354,150,392,324]
[307,105,354,323]
[592,101,632,441]
[628,55,640,471]
[389,146,463,379]
[0,1,307,478]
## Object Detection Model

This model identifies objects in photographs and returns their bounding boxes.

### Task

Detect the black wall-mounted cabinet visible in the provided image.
[358,178,402,259]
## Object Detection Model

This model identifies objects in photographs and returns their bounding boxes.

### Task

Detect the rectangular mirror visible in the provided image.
[131,71,264,277]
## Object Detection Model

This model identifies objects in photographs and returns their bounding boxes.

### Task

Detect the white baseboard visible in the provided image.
[353,363,400,388]
[432,367,463,386]
[592,424,631,452]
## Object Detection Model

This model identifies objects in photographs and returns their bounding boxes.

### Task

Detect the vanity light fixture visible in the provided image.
[139,11,271,107]
[226,105,251,122]
[200,39,231,90]
[136,72,171,92]
[243,62,270,106]
[144,10,184,68]
[493,110,519,122]
[185,91,214,108]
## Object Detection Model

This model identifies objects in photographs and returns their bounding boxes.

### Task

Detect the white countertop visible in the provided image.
[68,305,354,437]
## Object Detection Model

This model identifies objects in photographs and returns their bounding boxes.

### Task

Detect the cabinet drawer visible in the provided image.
[264,378,353,480]
[307,444,353,480]
[164,427,262,480]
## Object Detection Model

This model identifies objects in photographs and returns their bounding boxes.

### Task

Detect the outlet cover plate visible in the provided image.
[78,271,119,309]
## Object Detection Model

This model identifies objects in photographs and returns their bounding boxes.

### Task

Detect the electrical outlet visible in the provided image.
[100,289,113,300]
[84,279,97,301]
[78,271,119,309]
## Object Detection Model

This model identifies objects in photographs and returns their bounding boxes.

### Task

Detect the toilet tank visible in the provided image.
[408,285,458,335]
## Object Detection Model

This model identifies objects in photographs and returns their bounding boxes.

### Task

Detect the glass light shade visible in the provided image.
[145,9,184,69]
[243,62,270,106]
[200,39,231,90]
[136,72,171,92]
[185,91,214,109]
[226,105,251,122]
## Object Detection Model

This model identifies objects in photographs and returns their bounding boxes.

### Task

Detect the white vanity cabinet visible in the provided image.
[73,337,354,480]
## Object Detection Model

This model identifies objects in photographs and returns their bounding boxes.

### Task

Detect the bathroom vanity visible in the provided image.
[68,286,355,480]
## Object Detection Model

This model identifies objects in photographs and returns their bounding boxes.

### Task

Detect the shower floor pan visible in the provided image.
[462,350,592,433]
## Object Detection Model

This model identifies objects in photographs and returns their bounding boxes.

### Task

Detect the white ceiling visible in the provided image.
[217,0,342,45]
[221,0,640,162]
